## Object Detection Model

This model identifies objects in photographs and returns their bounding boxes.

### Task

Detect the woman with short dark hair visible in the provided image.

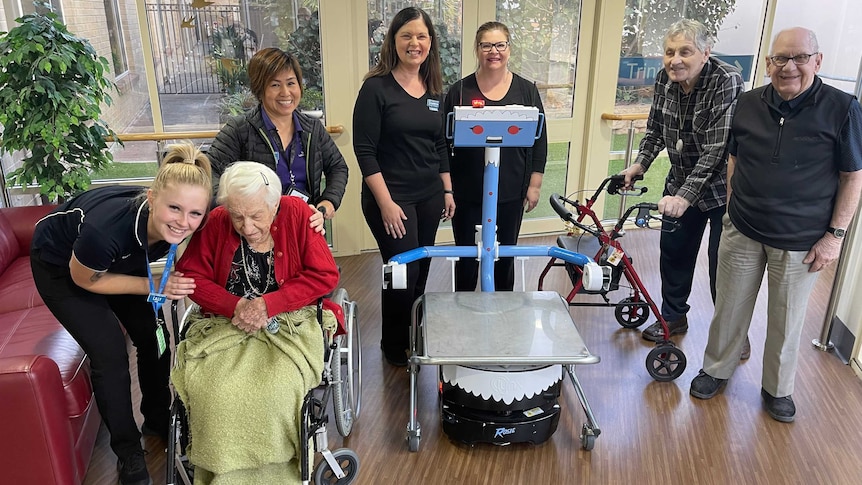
[207,47,348,232]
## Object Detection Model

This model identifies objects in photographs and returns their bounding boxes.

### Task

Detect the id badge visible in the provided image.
[155,319,168,358]
[147,292,167,306]
[287,184,310,202]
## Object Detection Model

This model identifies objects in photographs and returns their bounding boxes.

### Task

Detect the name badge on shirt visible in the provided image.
[147,293,167,305]
[427,99,440,112]
[287,184,311,202]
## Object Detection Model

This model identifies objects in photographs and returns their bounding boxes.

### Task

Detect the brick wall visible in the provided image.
[62,0,150,133]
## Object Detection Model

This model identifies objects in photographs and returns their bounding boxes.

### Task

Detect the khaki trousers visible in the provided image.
[702,215,820,397]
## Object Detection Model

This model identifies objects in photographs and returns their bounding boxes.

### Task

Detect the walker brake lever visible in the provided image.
[607,174,647,196]
[634,205,680,233]
[634,203,658,228]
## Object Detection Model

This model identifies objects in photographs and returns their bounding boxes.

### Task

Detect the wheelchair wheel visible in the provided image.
[166,399,194,485]
[313,448,360,484]
[330,288,362,437]
[614,297,650,329]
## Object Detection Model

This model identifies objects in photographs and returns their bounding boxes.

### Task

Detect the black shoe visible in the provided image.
[380,342,408,367]
[117,449,152,485]
[761,388,795,423]
[690,369,727,399]
[642,316,688,342]
[141,421,169,442]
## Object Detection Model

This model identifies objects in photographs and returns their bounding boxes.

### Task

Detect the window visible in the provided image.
[771,0,862,95]
[497,0,582,120]
[23,0,64,23]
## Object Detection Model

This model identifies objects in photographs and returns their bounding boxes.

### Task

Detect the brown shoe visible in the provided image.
[641,316,688,342]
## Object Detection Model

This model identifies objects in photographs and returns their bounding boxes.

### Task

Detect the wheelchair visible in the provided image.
[166,287,362,485]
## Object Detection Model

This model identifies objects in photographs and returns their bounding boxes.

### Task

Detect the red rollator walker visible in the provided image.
[537,174,686,382]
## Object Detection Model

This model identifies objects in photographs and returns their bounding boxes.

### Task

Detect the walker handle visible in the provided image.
[534,113,545,140]
[445,111,455,140]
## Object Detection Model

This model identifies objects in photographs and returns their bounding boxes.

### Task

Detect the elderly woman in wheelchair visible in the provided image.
[171,161,341,484]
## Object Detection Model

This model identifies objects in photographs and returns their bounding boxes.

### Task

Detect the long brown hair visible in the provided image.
[364,7,443,96]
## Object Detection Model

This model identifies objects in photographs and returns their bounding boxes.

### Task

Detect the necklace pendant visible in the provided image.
[675,139,683,151]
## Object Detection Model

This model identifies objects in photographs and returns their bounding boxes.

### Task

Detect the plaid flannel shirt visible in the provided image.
[635,57,744,211]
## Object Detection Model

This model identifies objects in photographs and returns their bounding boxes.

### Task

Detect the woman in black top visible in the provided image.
[30,143,212,485]
[352,7,455,366]
[442,21,548,291]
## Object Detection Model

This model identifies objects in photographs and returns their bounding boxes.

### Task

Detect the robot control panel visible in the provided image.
[447,104,544,148]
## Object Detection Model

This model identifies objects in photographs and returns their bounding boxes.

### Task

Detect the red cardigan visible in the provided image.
[177,196,339,318]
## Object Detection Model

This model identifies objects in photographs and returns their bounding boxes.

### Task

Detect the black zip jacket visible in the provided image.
[208,105,348,209]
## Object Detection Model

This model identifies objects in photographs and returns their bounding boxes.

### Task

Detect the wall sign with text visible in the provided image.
[618,55,754,86]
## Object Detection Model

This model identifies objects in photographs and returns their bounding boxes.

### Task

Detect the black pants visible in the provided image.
[659,204,724,322]
[362,192,443,356]
[451,198,525,291]
[30,251,171,458]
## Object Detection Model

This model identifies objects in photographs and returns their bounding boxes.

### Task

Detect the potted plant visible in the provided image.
[0,4,118,203]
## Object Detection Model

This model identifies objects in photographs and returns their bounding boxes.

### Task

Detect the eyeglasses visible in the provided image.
[479,41,509,53]
[769,53,818,67]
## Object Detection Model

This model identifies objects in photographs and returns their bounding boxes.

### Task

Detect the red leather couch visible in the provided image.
[0,205,101,485]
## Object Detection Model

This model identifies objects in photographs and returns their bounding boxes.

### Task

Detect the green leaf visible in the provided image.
[0,9,117,199]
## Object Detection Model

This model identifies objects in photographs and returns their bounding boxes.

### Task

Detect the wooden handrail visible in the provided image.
[106,124,344,142]
[601,113,648,121]
[108,132,218,142]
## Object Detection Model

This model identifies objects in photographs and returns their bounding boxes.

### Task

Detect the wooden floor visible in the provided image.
[82,230,862,485]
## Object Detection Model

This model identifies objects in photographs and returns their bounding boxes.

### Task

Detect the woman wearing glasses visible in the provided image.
[442,21,548,292]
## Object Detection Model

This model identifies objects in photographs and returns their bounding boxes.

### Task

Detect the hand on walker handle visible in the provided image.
[657,195,690,219]
[619,164,645,189]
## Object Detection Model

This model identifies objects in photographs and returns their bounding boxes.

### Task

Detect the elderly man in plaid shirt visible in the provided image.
[621,19,744,349]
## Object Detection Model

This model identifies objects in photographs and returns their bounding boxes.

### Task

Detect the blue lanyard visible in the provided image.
[146,243,178,314]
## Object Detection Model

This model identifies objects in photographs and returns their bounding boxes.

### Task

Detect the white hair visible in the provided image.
[665,19,714,53]
[216,161,282,207]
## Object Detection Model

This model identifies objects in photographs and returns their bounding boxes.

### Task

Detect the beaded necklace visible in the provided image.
[239,238,275,297]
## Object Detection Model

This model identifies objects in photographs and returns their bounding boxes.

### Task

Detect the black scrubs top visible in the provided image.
[32,185,170,277]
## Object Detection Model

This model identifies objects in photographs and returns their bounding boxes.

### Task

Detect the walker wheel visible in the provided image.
[313,448,360,484]
[646,343,687,382]
[580,424,596,451]
[408,434,420,452]
[614,297,650,329]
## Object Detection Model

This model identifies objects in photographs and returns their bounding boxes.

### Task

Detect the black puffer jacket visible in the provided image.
[208,105,348,209]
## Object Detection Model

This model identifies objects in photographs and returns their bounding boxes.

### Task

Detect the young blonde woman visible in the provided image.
[30,143,212,485]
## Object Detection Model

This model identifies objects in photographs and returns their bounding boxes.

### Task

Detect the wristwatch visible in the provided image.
[827,227,846,238]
